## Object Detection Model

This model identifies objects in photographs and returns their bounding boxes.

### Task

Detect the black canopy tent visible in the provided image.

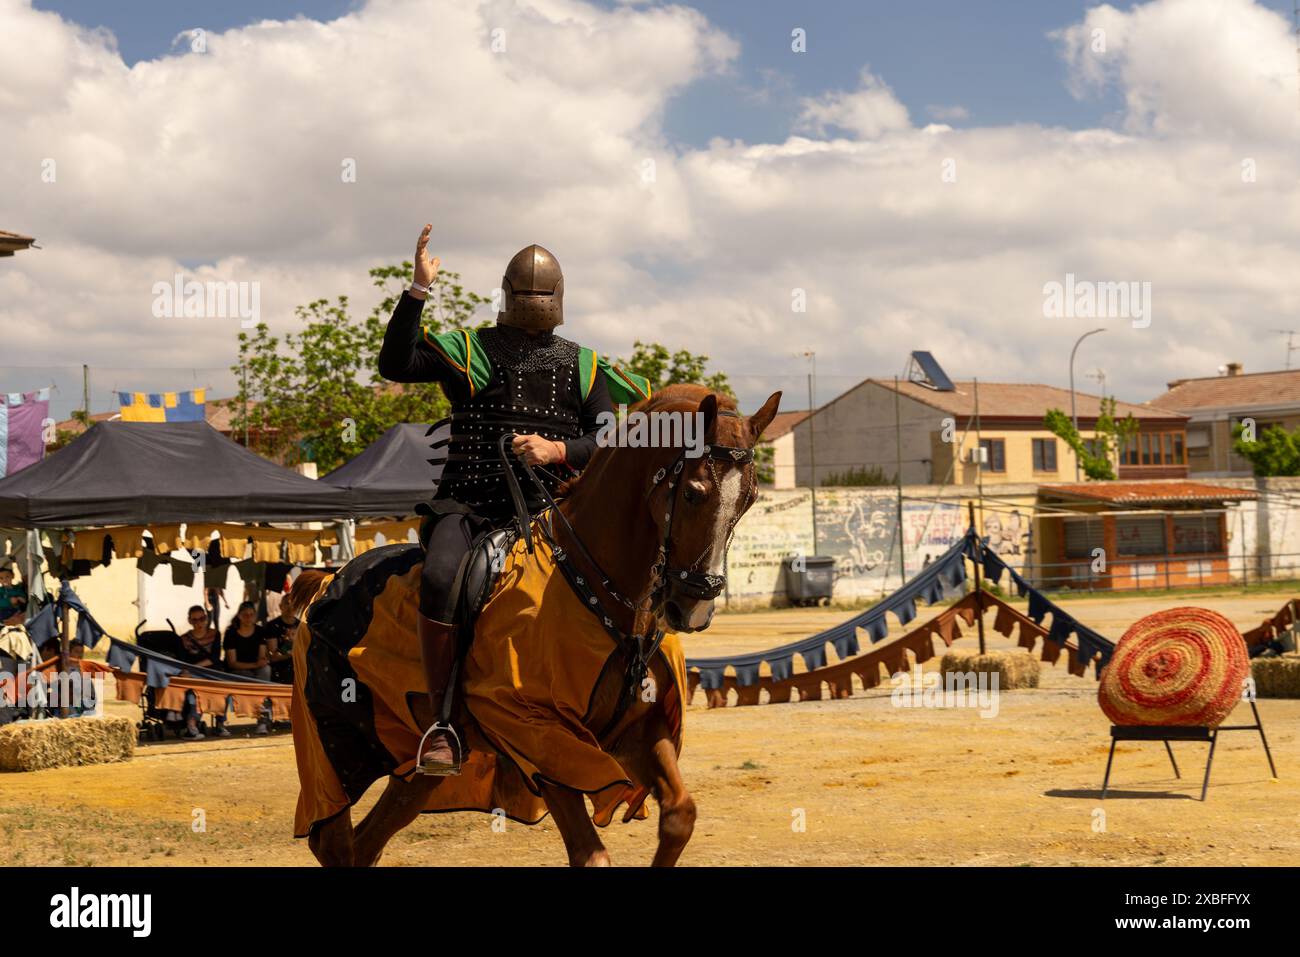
[0,420,352,528]
[323,422,447,518]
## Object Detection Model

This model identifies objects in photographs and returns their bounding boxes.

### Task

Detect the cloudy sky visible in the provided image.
[2,0,1299,419]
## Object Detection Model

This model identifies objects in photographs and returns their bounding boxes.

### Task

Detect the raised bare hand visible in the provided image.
[413,223,441,289]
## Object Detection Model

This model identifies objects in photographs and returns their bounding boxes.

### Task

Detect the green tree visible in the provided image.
[231,261,489,471]
[1232,422,1300,476]
[1043,397,1139,481]
[618,340,734,397]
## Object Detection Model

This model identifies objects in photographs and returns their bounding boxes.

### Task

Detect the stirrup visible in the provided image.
[415,722,463,776]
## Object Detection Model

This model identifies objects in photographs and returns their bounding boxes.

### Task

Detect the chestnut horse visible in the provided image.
[292,385,780,866]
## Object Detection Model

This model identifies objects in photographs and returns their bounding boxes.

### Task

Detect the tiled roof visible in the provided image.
[1148,369,1300,413]
[1039,481,1256,505]
[761,409,810,440]
[0,230,35,254]
[875,379,1184,422]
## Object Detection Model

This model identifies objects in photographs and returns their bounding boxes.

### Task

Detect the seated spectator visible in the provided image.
[37,636,84,663]
[264,603,298,685]
[0,567,26,624]
[223,601,272,734]
[176,605,229,739]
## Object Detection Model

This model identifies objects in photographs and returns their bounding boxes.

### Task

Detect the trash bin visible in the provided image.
[782,555,835,607]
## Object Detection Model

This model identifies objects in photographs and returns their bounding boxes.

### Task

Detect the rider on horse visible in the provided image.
[378,225,651,774]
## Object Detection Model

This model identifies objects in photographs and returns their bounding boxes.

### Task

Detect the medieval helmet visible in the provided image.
[498,244,564,330]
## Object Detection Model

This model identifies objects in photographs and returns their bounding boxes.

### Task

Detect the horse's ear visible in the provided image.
[746,391,782,443]
[699,393,720,442]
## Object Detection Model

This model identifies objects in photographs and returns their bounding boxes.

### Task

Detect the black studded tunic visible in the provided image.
[378,290,614,520]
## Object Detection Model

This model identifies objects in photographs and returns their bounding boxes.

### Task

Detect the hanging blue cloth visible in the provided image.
[25,602,57,646]
[106,640,138,672]
[145,656,182,689]
[1026,589,1051,624]
[801,645,827,672]
[768,654,794,682]
[831,630,860,659]
[1047,612,1075,647]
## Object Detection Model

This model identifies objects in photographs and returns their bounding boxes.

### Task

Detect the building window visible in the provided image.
[979,438,1005,472]
[1121,434,1139,466]
[1063,519,1103,559]
[1116,516,1166,556]
[1032,438,1057,472]
[1172,514,1222,554]
[1124,431,1189,467]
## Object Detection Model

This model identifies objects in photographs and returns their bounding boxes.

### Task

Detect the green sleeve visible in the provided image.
[584,351,652,405]
[425,328,493,395]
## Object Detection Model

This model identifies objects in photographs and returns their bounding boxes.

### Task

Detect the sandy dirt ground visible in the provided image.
[3,590,1298,867]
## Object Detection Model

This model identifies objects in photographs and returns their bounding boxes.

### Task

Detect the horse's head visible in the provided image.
[641,385,782,633]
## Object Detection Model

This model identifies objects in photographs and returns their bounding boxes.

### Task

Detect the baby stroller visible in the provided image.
[134,619,214,741]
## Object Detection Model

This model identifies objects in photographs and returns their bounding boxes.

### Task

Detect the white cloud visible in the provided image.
[926,104,969,122]
[2,0,1300,420]
[1052,0,1297,140]
[794,68,912,139]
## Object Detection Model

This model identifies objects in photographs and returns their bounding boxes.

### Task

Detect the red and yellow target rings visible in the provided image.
[1098,607,1249,727]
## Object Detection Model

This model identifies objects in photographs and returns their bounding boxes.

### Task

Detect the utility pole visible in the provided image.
[1070,328,1105,481]
[974,377,983,536]
[894,377,906,586]
[803,351,818,555]
[241,361,249,447]
[81,364,89,423]
[969,501,986,654]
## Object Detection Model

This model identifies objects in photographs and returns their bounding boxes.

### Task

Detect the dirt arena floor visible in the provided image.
[4,589,1299,867]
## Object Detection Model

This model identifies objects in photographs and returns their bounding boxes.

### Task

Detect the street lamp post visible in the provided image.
[1069,328,1106,481]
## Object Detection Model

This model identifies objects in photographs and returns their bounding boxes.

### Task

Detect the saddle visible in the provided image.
[449,526,518,642]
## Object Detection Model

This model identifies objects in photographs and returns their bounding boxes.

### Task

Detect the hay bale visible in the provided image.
[0,716,135,772]
[939,649,1040,690]
[1250,655,1300,698]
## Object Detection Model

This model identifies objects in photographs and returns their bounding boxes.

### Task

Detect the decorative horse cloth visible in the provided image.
[292,535,687,837]
[1098,606,1249,727]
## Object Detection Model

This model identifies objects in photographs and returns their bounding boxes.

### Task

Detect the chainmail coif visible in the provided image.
[479,324,579,372]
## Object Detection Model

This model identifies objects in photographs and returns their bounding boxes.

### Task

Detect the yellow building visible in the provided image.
[791,376,1189,487]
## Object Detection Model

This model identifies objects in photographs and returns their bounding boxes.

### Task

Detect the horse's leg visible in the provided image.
[353,774,441,867]
[644,733,696,867]
[308,808,356,867]
[620,705,696,867]
[539,781,610,867]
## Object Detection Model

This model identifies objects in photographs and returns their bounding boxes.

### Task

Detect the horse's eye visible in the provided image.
[683,480,707,505]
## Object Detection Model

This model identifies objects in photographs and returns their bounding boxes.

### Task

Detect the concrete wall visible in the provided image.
[792,382,935,487]
[17,478,1300,625]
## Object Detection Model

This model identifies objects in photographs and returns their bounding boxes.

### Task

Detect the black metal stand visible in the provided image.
[1100,700,1277,801]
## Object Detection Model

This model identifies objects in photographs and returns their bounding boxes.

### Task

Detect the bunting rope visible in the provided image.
[685,527,1118,694]
[684,529,973,689]
[687,590,1108,708]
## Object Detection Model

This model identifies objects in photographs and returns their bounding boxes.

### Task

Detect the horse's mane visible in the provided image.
[557,384,743,497]
[287,569,330,617]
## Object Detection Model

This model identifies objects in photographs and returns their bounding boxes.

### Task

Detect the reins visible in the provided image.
[495,418,756,737]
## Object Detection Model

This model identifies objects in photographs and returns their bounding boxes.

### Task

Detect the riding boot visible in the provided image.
[417,615,461,775]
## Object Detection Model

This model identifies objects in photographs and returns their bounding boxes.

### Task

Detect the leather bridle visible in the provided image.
[496,416,757,737]
[644,411,755,607]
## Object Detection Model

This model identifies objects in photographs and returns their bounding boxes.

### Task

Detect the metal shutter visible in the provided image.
[1172,514,1221,554]
[1116,516,1166,556]
[1063,519,1104,558]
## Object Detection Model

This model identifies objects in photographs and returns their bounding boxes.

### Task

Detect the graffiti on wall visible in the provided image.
[981,509,1029,557]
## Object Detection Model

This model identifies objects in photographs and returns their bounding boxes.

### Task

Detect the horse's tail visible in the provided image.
[287,569,331,618]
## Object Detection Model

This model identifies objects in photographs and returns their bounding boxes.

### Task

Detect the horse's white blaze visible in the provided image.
[704,467,744,575]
